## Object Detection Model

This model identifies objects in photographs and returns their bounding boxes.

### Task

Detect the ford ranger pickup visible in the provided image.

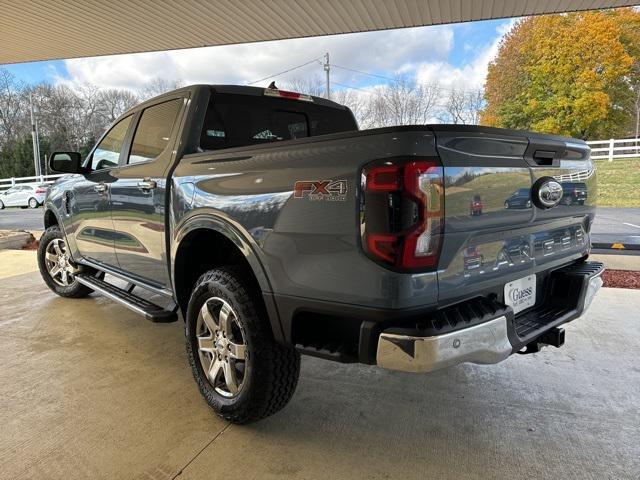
[39,84,604,423]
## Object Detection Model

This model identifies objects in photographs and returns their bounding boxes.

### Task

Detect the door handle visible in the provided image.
[94,184,108,194]
[137,179,157,190]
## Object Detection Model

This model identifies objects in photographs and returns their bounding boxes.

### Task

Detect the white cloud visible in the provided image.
[59,25,454,92]
[415,19,517,91]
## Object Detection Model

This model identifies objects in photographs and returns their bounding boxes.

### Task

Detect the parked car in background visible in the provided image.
[560,182,587,205]
[470,195,483,215]
[505,188,532,209]
[0,184,47,209]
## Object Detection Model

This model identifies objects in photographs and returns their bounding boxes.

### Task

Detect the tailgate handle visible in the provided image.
[533,150,556,165]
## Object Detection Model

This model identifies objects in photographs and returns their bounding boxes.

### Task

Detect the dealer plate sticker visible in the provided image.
[504,274,536,314]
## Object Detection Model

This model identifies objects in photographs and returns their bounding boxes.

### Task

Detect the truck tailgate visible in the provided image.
[431,125,595,306]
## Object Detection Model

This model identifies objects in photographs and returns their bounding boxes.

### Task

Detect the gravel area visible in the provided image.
[603,270,640,289]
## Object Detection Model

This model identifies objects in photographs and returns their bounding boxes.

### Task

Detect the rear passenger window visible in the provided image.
[128,99,182,165]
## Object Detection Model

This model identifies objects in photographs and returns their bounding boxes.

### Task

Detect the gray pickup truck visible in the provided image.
[39,84,604,423]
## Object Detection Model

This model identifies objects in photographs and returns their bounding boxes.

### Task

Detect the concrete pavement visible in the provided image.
[0,252,638,479]
[0,250,39,279]
[590,252,640,271]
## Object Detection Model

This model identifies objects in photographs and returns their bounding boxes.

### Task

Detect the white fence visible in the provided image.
[553,167,596,183]
[0,174,66,193]
[587,138,640,161]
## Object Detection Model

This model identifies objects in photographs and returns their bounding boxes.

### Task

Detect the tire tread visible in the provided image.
[186,266,300,424]
[37,226,94,298]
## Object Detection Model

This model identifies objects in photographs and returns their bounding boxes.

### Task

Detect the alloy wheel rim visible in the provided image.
[29,198,37,208]
[44,238,79,287]
[196,297,248,398]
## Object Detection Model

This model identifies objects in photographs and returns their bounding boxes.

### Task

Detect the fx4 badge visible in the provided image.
[293,180,348,201]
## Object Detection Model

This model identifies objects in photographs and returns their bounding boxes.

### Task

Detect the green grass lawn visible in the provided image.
[594,158,640,208]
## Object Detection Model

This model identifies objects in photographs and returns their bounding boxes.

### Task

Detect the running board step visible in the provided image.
[295,342,359,363]
[76,274,178,323]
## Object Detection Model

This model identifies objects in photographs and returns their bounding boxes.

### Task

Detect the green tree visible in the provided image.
[0,135,37,178]
[482,9,639,139]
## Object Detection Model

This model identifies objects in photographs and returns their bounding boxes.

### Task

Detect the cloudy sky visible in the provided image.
[2,18,514,94]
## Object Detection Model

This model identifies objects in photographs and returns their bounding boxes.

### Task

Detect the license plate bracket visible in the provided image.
[504,274,536,314]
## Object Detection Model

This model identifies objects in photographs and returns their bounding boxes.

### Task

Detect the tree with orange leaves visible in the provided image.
[482,9,639,140]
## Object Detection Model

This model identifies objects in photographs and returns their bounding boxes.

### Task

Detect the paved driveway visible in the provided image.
[0,251,638,479]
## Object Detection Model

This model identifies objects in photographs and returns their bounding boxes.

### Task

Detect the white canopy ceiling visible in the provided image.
[1,0,637,64]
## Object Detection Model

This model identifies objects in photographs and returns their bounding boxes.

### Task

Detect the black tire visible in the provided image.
[0,199,4,209]
[28,197,39,208]
[185,266,300,424]
[38,226,95,298]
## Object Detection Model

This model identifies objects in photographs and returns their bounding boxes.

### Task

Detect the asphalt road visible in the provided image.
[0,206,638,246]
[590,207,640,247]
[0,206,44,231]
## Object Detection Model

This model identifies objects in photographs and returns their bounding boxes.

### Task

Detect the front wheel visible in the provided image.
[185,266,300,424]
[37,226,94,298]
[28,197,39,208]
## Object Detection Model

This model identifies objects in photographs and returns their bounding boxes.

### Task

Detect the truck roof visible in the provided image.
[130,84,350,114]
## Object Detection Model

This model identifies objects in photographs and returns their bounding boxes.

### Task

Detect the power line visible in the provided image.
[245,57,323,86]
[332,81,375,94]
[330,64,396,82]
[246,58,477,96]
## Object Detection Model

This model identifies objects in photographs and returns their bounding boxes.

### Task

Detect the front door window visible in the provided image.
[89,115,133,171]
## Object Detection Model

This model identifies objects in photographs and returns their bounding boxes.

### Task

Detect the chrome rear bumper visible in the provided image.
[376,316,512,373]
[376,263,604,374]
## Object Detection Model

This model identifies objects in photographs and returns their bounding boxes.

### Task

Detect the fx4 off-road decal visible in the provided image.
[293,180,348,201]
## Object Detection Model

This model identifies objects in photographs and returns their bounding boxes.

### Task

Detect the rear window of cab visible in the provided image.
[199,93,357,151]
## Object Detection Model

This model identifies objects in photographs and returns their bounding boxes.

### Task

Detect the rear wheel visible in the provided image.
[0,199,4,209]
[38,226,94,298]
[185,266,300,424]
[28,197,39,208]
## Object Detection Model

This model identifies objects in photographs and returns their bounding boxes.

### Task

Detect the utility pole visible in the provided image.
[323,52,331,101]
[29,93,42,179]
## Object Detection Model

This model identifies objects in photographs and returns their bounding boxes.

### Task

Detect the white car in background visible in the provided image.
[0,184,47,209]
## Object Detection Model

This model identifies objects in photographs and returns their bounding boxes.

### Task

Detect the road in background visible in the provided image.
[591,207,640,249]
[591,208,640,236]
[0,208,44,231]
[0,206,638,248]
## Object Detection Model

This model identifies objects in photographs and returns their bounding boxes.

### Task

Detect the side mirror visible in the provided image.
[49,152,82,174]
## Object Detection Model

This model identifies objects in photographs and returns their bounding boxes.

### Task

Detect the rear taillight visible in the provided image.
[360,158,444,272]
[35,188,46,194]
